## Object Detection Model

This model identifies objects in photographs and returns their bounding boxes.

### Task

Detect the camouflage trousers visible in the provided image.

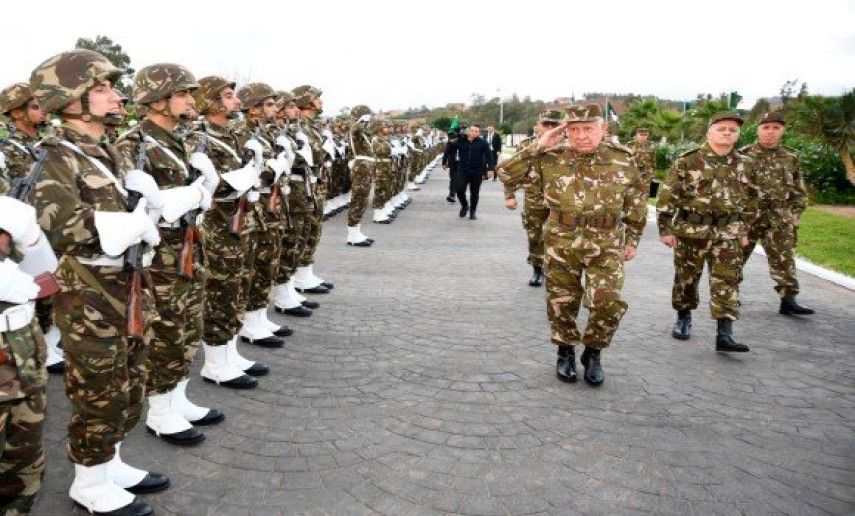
[246,205,284,312]
[202,209,253,347]
[55,261,155,465]
[522,203,549,268]
[544,225,628,349]
[741,216,799,297]
[672,237,742,320]
[408,153,423,182]
[0,390,46,515]
[277,211,310,283]
[299,181,325,267]
[34,298,53,335]
[348,160,374,226]
[372,161,394,210]
[146,231,207,395]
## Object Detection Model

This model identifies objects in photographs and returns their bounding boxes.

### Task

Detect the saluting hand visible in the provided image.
[537,122,569,150]
[505,198,517,210]
[624,245,637,261]
[659,235,677,248]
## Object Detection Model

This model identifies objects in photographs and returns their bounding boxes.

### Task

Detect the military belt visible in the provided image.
[678,209,739,227]
[0,302,35,333]
[549,211,619,229]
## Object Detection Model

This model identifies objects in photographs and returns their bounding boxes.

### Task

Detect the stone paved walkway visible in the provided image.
[35,167,855,515]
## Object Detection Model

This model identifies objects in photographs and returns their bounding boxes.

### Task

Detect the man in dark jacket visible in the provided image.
[485,125,502,181]
[455,124,494,220]
[442,130,460,202]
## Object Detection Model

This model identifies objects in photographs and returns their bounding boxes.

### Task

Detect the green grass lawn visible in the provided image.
[796,208,855,276]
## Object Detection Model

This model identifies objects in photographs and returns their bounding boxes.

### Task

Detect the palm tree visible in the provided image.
[619,99,683,141]
[790,89,855,185]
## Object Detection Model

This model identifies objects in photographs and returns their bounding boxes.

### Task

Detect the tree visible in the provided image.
[431,116,453,131]
[790,89,855,185]
[618,98,683,141]
[748,98,771,122]
[75,35,134,97]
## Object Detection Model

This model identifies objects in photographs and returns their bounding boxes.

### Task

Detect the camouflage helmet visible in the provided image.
[0,82,33,115]
[236,82,276,110]
[350,104,372,119]
[29,49,125,114]
[193,75,236,115]
[275,90,296,109]
[291,84,322,109]
[368,118,385,133]
[132,63,199,105]
[537,109,563,124]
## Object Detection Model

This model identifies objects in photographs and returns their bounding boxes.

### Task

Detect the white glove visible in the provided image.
[94,198,159,256]
[243,139,264,169]
[159,177,206,223]
[0,259,39,304]
[0,151,6,170]
[136,200,161,247]
[358,114,371,123]
[0,197,40,247]
[247,190,260,203]
[124,169,164,209]
[189,152,220,195]
[266,152,291,182]
[199,179,213,211]
[220,163,262,195]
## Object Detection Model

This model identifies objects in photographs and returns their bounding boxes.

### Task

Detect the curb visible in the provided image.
[645,206,854,291]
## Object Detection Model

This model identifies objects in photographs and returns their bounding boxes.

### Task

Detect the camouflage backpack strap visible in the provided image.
[141,133,188,178]
[64,256,126,316]
[57,140,127,196]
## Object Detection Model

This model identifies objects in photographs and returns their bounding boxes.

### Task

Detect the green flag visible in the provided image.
[449,116,459,132]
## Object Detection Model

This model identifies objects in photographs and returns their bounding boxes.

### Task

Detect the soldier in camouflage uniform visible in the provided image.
[503,110,562,287]
[626,127,656,198]
[191,76,267,388]
[290,85,334,293]
[0,197,47,515]
[346,105,377,246]
[371,119,395,224]
[657,111,759,352]
[115,64,224,446]
[739,111,813,315]
[406,125,425,191]
[234,83,289,350]
[500,104,647,386]
[30,49,166,515]
[0,82,66,376]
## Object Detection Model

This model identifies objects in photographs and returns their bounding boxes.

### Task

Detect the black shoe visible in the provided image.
[146,426,205,446]
[446,195,455,203]
[273,326,293,337]
[469,212,477,220]
[188,409,225,426]
[244,362,270,377]
[374,218,392,224]
[46,362,65,374]
[715,318,749,352]
[528,266,544,287]
[301,299,320,309]
[580,347,605,386]
[125,472,170,494]
[203,374,258,389]
[239,335,284,348]
[275,305,313,317]
[459,206,467,218]
[347,240,373,247]
[74,499,153,516]
[296,285,330,294]
[672,309,692,340]
[321,281,334,290]
[779,296,814,315]
[555,345,577,383]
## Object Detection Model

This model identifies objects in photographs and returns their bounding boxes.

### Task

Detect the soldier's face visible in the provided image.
[707,121,740,149]
[758,122,785,148]
[568,120,605,154]
[284,102,301,119]
[219,87,241,113]
[168,90,197,119]
[85,80,124,118]
[26,99,46,124]
[636,132,649,143]
[312,97,323,111]
[262,98,278,119]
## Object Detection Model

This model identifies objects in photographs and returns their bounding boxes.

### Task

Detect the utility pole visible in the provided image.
[497,88,503,125]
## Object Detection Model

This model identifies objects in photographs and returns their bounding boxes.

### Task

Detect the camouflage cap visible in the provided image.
[350,104,372,119]
[291,84,322,109]
[193,75,236,115]
[758,110,786,126]
[0,82,33,114]
[275,90,296,109]
[564,103,604,124]
[636,127,651,133]
[29,49,125,114]
[537,109,562,124]
[236,82,276,109]
[708,111,744,127]
[133,63,199,105]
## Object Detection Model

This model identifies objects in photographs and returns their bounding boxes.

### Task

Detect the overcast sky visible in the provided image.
[3,1,853,115]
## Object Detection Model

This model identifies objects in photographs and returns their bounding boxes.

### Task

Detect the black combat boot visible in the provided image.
[672,309,692,340]
[715,318,749,352]
[580,347,604,386]
[779,296,815,315]
[528,266,544,287]
[555,345,577,383]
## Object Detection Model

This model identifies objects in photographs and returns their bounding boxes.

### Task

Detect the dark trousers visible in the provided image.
[456,173,483,213]
[491,152,499,179]
[448,167,457,197]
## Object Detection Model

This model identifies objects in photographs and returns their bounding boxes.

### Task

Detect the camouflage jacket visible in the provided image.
[739,143,807,215]
[32,124,131,259]
[500,141,647,247]
[626,139,656,183]
[0,131,38,188]
[656,143,759,240]
[371,135,391,159]
[0,320,47,401]
[350,123,374,158]
[297,116,324,179]
[501,136,546,209]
